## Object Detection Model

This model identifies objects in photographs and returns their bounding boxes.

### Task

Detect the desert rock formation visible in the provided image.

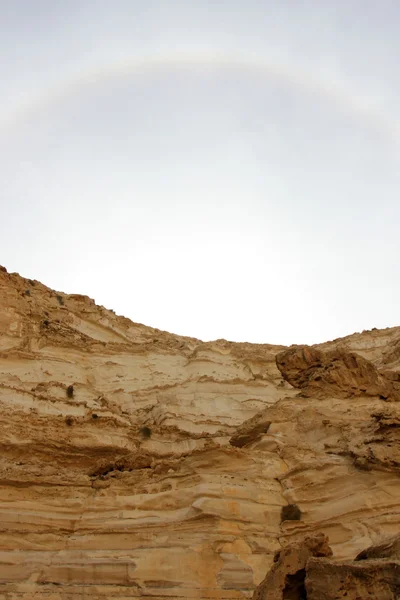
[253,533,400,599]
[252,533,333,599]
[0,265,399,599]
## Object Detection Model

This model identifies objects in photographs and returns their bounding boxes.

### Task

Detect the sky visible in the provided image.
[1,1,399,345]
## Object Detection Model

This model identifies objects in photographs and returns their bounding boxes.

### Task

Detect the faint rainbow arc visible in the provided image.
[0,53,399,141]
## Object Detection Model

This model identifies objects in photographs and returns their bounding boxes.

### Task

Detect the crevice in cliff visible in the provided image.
[90,461,152,479]
[283,568,307,599]
[89,452,154,479]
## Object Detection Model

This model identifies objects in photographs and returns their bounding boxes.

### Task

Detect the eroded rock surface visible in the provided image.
[355,533,400,561]
[252,533,332,599]
[254,534,400,600]
[0,266,400,598]
[276,345,400,401]
[307,557,400,600]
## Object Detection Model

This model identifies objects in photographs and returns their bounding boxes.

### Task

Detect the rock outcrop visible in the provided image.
[253,533,400,600]
[0,266,400,598]
[355,533,400,561]
[252,533,332,599]
[307,556,400,600]
[276,345,400,401]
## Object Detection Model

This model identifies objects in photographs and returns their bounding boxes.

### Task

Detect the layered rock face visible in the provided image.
[0,266,399,599]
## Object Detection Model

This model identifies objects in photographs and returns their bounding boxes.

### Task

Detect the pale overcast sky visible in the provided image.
[1,1,399,345]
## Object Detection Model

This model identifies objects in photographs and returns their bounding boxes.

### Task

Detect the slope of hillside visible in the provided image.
[0,265,399,599]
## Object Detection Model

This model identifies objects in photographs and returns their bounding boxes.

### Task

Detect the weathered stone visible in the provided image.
[253,534,400,600]
[1,267,400,598]
[276,345,400,400]
[306,556,400,600]
[229,411,271,447]
[252,534,332,599]
[355,533,400,561]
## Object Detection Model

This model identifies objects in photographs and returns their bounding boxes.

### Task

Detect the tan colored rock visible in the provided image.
[276,345,400,400]
[307,557,400,600]
[229,412,271,447]
[0,266,400,598]
[253,534,400,600]
[252,533,332,599]
[307,534,400,600]
[355,533,400,560]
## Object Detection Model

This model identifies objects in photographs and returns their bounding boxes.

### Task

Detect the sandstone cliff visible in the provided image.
[0,265,399,599]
